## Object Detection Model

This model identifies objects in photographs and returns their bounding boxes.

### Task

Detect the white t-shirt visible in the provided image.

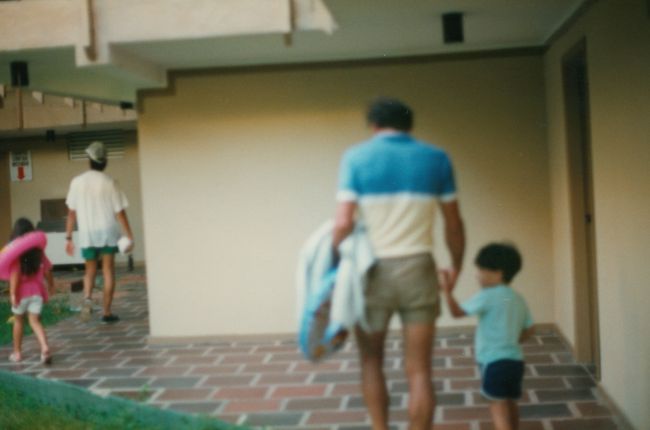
[66,170,128,248]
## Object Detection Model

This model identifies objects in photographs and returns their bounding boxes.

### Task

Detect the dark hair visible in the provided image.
[366,97,413,131]
[90,159,107,171]
[10,217,42,276]
[475,242,522,284]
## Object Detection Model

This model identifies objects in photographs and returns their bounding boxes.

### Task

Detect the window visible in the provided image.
[67,130,125,160]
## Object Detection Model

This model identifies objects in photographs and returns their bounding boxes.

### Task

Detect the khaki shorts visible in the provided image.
[364,253,440,332]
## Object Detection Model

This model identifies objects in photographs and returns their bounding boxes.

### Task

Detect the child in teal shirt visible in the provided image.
[441,243,534,430]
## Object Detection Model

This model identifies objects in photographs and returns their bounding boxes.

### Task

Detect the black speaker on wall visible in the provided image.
[442,12,464,44]
[10,61,29,87]
[46,130,56,142]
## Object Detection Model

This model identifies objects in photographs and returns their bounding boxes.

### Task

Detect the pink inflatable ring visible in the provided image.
[0,231,47,280]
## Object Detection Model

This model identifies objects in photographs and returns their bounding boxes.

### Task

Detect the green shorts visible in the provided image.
[81,246,119,261]
[364,253,440,332]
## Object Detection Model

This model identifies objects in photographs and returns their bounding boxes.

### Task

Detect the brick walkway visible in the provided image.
[0,269,623,429]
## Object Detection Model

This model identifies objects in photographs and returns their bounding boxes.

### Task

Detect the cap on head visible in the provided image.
[85,141,107,163]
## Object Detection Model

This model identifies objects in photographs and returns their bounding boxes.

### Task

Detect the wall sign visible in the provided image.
[10,151,32,182]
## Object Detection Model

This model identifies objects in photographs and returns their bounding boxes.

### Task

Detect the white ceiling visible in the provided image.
[0,0,585,105]
[119,0,585,69]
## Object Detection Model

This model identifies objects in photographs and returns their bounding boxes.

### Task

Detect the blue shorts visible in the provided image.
[480,359,525,400]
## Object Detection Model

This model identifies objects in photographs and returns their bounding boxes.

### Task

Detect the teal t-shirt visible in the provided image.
[461,285,533,365]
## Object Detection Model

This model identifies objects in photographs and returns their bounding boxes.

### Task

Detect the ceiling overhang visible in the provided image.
[0,0,585,104]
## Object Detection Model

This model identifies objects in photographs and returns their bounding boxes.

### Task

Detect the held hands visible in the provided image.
[438,268,459,294]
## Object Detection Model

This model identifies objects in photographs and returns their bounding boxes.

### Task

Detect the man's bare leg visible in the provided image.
[80,259,97,321]
[355,326,389,430]
[28,312,51,363]
[11,315,24,361]
[101,253,116,317]
[403,322,436,430]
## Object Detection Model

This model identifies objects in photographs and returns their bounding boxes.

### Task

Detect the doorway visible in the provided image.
[562,40,601,378]
[0,152,11,239]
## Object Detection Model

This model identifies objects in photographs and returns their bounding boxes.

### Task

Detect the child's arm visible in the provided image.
[519,300,535,343]
[519,326,535,343]
[9,268,20,308]
[439,270,467,318]
[442,290,467,318]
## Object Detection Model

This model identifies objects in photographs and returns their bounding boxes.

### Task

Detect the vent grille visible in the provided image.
[67,130,125,161]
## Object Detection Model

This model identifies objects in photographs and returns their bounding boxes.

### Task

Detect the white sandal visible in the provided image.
[8,352,21,363]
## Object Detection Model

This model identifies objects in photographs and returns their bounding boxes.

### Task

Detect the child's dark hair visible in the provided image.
[10,218,42,276]
[367,97,413,131]
[475,242,522,284]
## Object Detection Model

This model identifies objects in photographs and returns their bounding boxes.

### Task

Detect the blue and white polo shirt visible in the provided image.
[337,132,457,258]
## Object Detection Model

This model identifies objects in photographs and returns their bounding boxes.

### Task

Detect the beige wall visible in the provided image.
[544,0,650,427]
[139,53,553,339]
[0,90,137,132]
[3,131,145,263]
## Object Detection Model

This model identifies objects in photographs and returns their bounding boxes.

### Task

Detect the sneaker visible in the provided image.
[80,298,93,322]
[40,352,53,365]
[101,314,120,324]
[8,352,21,363]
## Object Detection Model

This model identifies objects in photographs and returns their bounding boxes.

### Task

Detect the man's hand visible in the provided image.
[65,209,77,257]
[65,239,75,257]
[125,237,134,253]
[439,269,467,318]
[438,267,459,293]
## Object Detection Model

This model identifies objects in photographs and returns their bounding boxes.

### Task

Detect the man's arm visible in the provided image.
[65,209,76,257]
[440,200,465,288]
[116,210,134,252]
[332,201,357,256]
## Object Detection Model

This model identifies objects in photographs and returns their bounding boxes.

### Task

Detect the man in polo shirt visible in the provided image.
[65,141,134,324]
[333,98,465,430]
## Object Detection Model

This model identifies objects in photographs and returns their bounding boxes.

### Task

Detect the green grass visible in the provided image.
[0,371,246,430]
[0,387,119,430]
[0,295,75,345]
[0,386,188,430]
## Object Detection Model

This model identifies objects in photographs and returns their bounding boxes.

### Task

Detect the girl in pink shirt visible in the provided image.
[8,218,55,364]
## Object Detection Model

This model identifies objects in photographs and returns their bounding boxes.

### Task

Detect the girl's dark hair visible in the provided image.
[10,217,42,276]
[475,242,522,284]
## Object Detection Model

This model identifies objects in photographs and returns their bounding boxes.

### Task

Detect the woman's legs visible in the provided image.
[12,314,24,360]
[27,312,50,359]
